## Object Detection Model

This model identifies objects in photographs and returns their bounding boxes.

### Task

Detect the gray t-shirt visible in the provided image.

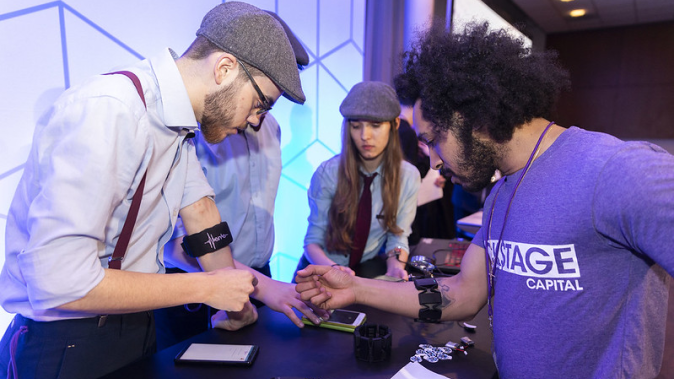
[474,126,674,378]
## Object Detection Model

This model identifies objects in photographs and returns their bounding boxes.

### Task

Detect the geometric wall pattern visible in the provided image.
[0,0,365,331]
[266,0,366,282]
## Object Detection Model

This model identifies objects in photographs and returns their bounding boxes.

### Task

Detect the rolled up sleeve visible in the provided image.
[385,162,421,253]
[19,93,148,310]
[303,160,337,249]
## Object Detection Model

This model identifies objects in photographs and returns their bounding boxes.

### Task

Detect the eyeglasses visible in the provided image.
[239,61,272,116]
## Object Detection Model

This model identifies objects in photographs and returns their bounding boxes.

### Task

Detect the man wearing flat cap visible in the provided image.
[0,2,314,378]
[155,10,325,350]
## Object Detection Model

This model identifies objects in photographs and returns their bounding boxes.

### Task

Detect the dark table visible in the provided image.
[103,302,496,379]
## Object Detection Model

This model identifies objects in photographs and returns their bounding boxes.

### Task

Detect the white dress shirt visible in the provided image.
[0,48,213,321]
[191,115,282,268]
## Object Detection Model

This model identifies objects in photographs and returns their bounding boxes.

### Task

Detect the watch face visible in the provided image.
[415,277,438,288]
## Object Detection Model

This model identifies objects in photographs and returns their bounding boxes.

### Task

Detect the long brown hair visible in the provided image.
[324,118,404,253]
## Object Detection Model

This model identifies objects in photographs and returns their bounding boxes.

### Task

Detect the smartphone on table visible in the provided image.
[301,309,367,332]
[174,343,259,366]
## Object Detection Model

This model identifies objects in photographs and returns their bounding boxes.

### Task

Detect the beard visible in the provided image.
[454,134,501,192]
[200,82,240,144]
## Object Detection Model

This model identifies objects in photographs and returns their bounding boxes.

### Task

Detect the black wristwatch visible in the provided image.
[414,277,442,323]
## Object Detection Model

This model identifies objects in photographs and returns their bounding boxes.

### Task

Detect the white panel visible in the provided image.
[305,141,338,175]
[279,0,318,59]
[319,0,351,55]
[63,10,144,86]
[317,66,348,153]
[284,142,334,190]
[280,65,319,160]
[0,0,52,14]
[64,0,219,57]
[243,0,276,11]
[270,252,300,283]
[352,0,366,52]
[0,7,63,174]
[321,42,364,93]
[271,176,312,273]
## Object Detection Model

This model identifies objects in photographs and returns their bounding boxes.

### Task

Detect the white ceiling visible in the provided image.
[511,0,674,33]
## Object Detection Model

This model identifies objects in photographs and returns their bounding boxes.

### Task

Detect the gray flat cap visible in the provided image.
[264,11,309,67]
[340,81,401,122]
[197,2,305,104]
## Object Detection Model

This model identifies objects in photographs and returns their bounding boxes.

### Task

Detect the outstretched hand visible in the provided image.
[255,280,330,328]
[294,265,358,310]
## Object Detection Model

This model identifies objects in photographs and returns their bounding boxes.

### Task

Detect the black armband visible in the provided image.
[181,222,233,258]
[414,277,442,323]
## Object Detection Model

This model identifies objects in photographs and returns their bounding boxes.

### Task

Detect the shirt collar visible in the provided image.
[149,48,198,129]
[359,162,384,178]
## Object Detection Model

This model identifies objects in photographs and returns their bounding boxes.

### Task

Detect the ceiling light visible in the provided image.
[560,0,574,2]
[569,9,586,17]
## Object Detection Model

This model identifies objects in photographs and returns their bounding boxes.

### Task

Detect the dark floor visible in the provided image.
[656,287,674,379]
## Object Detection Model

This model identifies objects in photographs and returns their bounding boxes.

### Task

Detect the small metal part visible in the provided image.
[460,336,475,347]
[409,255,436,275]
[424,355,439,363]
[445,341,460,349]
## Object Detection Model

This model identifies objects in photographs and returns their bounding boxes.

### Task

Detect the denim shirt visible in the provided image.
[304,155,420,265]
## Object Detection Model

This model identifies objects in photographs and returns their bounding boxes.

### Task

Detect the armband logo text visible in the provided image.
[205,233,230,250]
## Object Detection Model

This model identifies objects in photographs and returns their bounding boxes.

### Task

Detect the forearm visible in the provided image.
[305,243,336,266]
[162,234,235,272]
[352,275,485,321]
[197,247,235,271]
[57,269,213,314]
[233,259,273,302]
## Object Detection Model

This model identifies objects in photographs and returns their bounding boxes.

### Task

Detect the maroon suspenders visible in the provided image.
[104,71,147,270]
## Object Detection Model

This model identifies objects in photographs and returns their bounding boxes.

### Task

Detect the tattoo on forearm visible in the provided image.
[439,282,452,309]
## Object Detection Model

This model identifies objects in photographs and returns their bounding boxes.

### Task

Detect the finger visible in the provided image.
[296,292,330,317]
[298,265,331,277]
[281,305,305,328]
[295,274,313,283]
[295,281,318,293]
[297,287,323,301]
[308,291,332,307]
[293,300,322,324]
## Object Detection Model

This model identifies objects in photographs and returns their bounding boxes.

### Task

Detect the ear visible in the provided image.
[213,53,237,85]
[394,117,401,130]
